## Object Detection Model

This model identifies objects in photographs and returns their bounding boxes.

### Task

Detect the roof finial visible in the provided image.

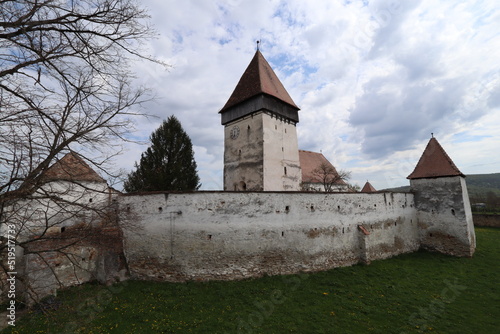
[431,132,434,138]
[256,40,260,51]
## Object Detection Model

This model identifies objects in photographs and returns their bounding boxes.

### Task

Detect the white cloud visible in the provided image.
[115,0,500,191]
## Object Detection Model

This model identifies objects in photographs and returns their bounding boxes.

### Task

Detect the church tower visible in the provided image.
[219,50,302,191]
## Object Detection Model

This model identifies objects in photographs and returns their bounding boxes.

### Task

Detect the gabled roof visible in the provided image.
[220,50,299,112]
[361,181,377,192]
[407,137,464,179]
[42,152,106,183]
[299,150,347,185]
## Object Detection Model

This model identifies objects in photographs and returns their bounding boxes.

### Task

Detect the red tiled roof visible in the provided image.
[299,150,347,185]
[42,152,106,183]
[361,181,377,192]
[407,137,464,179]
[220,50,299,112]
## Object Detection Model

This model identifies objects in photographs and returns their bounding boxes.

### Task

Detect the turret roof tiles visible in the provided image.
[407,137,464,179]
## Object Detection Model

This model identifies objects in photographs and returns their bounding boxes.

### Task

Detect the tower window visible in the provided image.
[275,125,277,130]
[284,167,287,175]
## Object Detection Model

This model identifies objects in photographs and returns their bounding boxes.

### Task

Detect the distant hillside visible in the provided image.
[466,173,500,198]
[383,173,500,199]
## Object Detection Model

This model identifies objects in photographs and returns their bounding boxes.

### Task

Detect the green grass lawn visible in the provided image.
[3,227,499,334]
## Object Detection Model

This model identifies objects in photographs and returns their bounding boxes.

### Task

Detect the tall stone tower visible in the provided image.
[407,137,476,257]
[219,50,302,191]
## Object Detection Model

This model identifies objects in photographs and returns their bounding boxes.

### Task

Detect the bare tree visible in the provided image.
[347,183,361,193]
[0,0,165,304]
[311,163,351,192]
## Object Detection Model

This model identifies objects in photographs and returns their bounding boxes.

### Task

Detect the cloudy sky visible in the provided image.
[117,0,500,191]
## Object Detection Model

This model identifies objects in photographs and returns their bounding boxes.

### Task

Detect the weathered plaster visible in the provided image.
[262,114,302,191]
[410,176,476,257]
[224,114,264,191]
[3,176,476,304]
[0,179,123,305]
[120,192,419,282]
[223,111,302,191]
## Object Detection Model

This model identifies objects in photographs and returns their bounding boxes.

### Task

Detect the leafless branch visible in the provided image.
[311,163,351,192]
[0,0,165,304]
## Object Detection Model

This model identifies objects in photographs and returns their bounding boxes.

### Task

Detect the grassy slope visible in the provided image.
[3,228,499,334]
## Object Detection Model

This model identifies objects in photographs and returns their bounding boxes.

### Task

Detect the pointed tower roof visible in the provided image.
[407,137,464,179]
[42,152,106,183]
[220,50,299,112]
[361,181,377,192]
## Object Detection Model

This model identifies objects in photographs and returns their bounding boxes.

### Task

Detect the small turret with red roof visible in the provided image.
[408,136,475,257]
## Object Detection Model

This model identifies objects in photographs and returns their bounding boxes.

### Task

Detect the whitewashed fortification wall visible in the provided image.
[120,191,420,281]
[5,175,475,304]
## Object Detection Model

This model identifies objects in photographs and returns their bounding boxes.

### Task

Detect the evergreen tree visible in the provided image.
[124,116,201,192]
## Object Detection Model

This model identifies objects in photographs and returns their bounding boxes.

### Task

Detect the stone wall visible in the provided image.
[120,191,419,282]
[410,176,476,257]
[4,177,478,304]
[16,224,127,305]
[0,179,124,305]
[473,214,500,227]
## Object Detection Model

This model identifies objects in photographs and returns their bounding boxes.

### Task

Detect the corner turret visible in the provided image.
[408,137,475,256]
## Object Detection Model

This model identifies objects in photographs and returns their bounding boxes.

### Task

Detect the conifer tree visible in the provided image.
[124,116,201,192]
